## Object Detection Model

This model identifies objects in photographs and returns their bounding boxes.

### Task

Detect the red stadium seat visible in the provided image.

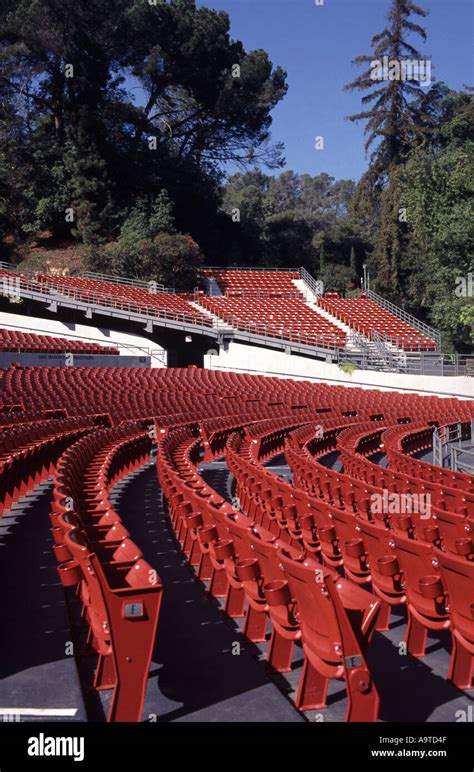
[278,549,381,721]
[435,548,474,689]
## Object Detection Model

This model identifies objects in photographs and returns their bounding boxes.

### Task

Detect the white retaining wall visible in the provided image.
[204,342,474,400]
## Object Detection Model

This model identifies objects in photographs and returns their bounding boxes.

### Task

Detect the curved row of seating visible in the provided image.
[152,396,473,718]
[281,421,473,687]
[0,414,109,516]
[5,363,471,424]
[286,422,472,522]
[0,406,67,427]
[0,328,119,355]
[1,364,472,722]
[383,422,473,492]
[50,421,163,722]
[156,421,382,721]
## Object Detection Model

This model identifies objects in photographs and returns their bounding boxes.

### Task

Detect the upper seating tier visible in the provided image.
[201,269,346,350]
[318,294,437,352]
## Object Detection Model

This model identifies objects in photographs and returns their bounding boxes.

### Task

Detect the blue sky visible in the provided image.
[196,0,474,183]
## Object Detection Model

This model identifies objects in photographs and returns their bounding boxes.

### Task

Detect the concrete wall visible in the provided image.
[204,342,474,400]
[0,310,166,367]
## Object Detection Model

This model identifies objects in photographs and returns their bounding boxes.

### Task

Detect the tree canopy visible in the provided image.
[0,0,472,350]
[0,0,286,250]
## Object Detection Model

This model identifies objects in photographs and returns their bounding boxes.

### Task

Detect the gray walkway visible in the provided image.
[110,463,303,723]
[0,483,87,722]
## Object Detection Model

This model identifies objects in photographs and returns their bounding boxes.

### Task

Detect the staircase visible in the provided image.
[293,279,371,355]
[188,301,223,329]
[203,276,223,296]
[295,272,417,369]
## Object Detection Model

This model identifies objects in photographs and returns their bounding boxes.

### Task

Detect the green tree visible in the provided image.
[148,233,203,290]
[344,0,431,292]
[320,264,355,295]
[400,125,474,350]
[149,190,175,236]
[0,0,287,251]
[350,245,357,278]
[319,243,325,272]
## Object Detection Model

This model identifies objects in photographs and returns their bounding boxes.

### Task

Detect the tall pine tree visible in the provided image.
[344,0,431,293]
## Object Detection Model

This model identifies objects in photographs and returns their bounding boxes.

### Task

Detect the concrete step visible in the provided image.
[205,277,223,296]
[188,301,222,327]
[293,279,353,333]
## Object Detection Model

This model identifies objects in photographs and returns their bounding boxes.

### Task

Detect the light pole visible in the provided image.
[363,264,367,291]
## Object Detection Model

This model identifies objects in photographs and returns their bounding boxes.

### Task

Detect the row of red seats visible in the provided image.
[5,366,336,426]
[0,407,67,429]
[200,295,346,349]
[157,423,383,721]
[318,294,437,351]
[50,421,163,722]
[204,269,301,295]
[0,328,119,355]
[287,422,473,522]
[200,412,351,462]
[0,266,444,352]
[1,365,472,721]
[0,415,108,516]
[336,423,473,523]
[35,274,211,327]
[3,364,473,431]
[383,422,473,493]
[226,421,474,693]
[287,419,473,672]
[284,421,473,557]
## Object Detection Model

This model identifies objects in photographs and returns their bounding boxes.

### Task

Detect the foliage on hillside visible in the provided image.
[0,0,472,348]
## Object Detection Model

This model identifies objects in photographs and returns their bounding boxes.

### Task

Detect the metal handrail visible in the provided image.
[338,348,474,376]
[201,266,299,273]
[349,329,371,354]
[366,287,441,346]
[82,271,176,294]
[204,289,302,299]
[1,274,216,329]
[451,446,474,474]
[0,314,166,359]
[432,420,474,471]
[2,267,470,371]
[371,330,391,364]
[0,261,443,348]
[299,266,324,298]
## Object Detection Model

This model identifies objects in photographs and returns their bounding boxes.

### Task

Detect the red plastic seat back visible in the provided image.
[247,527,286,581]
[357,518,405,602]
[392,532,448,621]
[436,549,474,645]
[279,550,342,667]
[225,512,256,561]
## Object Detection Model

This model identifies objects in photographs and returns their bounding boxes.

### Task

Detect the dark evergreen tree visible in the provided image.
[350,245,357,278]
[319,243,325,272]
[344,0,431,292]
[0,0,287,250]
